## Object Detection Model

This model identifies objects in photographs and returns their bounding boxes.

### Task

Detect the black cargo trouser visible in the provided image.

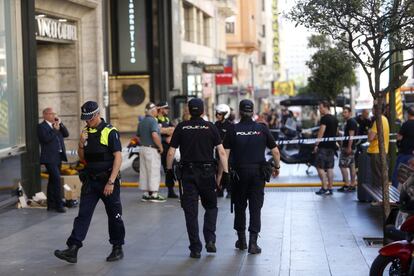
[67,175,125,248]
[161,141,174,188]
[233,166,265,234]
[181,164,218,253]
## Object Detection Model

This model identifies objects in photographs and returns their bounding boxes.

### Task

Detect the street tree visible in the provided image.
[289,0,414,217]
[306,34,357,108]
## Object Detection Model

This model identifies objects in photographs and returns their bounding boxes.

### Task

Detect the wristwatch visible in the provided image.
[274,165,280,169]
[107,179,114,186]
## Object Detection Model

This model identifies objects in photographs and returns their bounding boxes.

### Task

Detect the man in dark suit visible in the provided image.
[37,107,69,213]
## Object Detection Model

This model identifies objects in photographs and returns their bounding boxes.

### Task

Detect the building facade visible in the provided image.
[224,0,276,112]
[176,0,235,119]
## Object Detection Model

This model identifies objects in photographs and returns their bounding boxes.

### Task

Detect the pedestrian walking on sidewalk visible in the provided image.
[137,102,165,202]
[166,98,229,259]
[54,101,125,263]
[338,106,358,192]
[314,101,339,196]
[157,101,178,198]
[37,107,69,213]
[223,99,281,254]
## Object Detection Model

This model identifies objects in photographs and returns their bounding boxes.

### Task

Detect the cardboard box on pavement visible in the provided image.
[61,175,82,200]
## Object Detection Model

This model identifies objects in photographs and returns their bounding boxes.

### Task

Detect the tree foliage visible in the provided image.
[306,35,357,102]
[289,0,414,97]
[288,0,414,218]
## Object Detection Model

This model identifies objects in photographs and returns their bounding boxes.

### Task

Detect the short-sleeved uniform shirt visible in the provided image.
[85,119,122,173]
[170,117,221,163]
[398,119,414,154]
[215,120,234,141]
[137,115,160,147]
[356,115,372,136]
[342,117,358,149]
[319,114,338,150]
[224,118,277,165]
[367,115,389,154]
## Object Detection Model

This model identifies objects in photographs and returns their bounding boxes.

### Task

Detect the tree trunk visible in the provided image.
[374,96,390,221]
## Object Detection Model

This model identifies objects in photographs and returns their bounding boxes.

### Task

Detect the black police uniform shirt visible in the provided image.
[342,117,358,149]
[170,117,221,163]
[398,120,414,154]
[356,115,372,136]
[84,119,122,173]
[157,115,174,143]
[214,120,234,141]
[319,114,338,150]
[223,118,277,165]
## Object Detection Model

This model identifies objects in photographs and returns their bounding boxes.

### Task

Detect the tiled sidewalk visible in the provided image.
[0,188,382,276]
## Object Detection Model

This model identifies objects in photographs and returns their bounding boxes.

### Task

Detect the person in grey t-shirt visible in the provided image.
[137,102,165,202]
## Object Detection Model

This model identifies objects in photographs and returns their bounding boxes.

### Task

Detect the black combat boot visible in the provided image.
[168,187,179,198]
[205,241,216,253]
[54,245,79,263]
[189,251,201,258]
[106,245,124,262]
[235,231,247,250]
[248,233,262,254]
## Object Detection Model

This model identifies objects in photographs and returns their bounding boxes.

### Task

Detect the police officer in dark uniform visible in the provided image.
[54,101,125,263]
[223,99,280,254]
[214,104,234,198]
[156,101,178,198]
[166,98,229,258]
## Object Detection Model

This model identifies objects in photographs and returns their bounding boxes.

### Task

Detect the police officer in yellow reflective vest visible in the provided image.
[55,101,125,264]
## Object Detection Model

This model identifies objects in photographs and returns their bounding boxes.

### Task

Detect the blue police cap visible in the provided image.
[239,99,254,113]
[188,98,204,116]
[157,101,169,109]
[80,101,100,120]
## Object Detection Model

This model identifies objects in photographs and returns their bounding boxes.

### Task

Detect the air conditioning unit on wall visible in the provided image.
[109,76,150,133]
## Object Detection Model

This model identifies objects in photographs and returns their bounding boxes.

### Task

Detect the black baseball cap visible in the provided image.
[80,101,100,120]
[239,99,254,113]
[188,98,204,116]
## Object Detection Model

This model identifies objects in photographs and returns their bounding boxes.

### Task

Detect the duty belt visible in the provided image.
[181,162,215,169]
[234,164,261,169]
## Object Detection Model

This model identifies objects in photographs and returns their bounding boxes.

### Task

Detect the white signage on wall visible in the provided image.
[128,0,136,64]
[35,17,77,43]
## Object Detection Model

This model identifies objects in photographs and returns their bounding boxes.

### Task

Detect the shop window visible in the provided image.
[0,0,25,153]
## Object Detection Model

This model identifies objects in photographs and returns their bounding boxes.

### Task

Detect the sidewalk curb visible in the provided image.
[120,182,346,188]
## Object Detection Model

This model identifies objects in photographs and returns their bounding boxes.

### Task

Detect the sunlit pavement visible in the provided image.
[0,148,382,275]
[0,185,382,275]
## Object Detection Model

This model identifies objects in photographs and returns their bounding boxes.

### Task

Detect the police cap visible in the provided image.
[145,102,157,112]
[239,99,254,113]
[157,101,169,109]
[188,98,204,116]
[80,101,100,120]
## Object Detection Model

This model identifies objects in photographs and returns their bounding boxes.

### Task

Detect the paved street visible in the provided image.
[0,186,381,276]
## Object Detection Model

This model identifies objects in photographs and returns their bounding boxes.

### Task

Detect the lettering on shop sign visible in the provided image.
[182,126,210,130]
[128,0,136,64]
[236,131,261,136]
[36,17,77,43]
